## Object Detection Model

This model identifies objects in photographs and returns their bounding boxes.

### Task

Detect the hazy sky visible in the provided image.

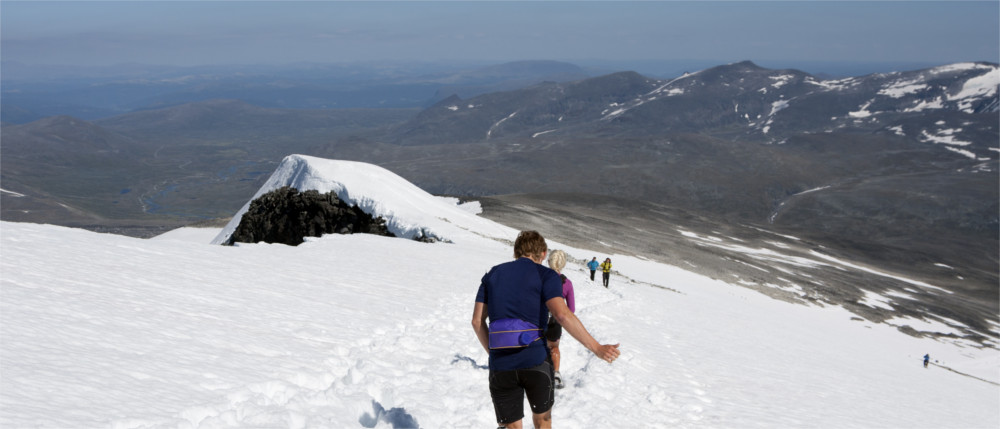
[2,1,998,67]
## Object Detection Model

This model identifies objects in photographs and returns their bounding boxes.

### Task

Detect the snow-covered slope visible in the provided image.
[2,157,997,428]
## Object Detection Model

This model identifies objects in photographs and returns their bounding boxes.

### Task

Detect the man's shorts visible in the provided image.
[545,317,562,342]
[488,360,554,424]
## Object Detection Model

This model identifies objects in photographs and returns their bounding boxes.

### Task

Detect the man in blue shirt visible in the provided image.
[587,257,600,281]
[473,230,620,428]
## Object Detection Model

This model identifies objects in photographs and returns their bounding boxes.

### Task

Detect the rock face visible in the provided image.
[226,186,394,246]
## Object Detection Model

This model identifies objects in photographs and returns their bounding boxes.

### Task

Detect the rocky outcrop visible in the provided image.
[225,186,394,246]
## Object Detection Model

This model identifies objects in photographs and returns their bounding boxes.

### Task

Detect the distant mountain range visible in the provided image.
[392,61,997,150]
[1,59,950,124]
[2,60,997,294]
[0,60,591,124]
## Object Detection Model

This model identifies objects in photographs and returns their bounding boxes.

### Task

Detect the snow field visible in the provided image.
[4,217,998,428]
[601,255,997,428]
[2,154,997,428]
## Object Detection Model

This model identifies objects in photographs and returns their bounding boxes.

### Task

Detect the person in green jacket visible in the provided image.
[600,258,612,287]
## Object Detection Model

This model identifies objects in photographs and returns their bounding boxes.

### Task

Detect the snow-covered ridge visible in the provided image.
[950,66,1000,110]
[878,78,928,98]
[860,63,998,114]
[421,62,995,152]
[212,155,512,245]
[619,62,994,135]
[793,63,998,115]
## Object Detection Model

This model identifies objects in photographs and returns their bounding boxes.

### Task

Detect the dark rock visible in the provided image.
[226,186,394,246]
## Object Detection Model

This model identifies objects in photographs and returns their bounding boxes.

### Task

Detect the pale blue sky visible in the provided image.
[2,1,998,67]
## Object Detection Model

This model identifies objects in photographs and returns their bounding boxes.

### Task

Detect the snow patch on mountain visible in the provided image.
[769,74,795,89]
[945,146,980,160]
[921,128,971,146]
[805,76,859,92]
[646,70,701,97]
[879,79,928,98]
[860,289,895,311]
[487,111,518,139]
[931,62,995,74]
[906,96,946,112]
[680,228,955,295]
[0,188,26,197]
[950,67,1000,112]
[849,100,876,118]
[769,99,790,116]
[885,315,968,338]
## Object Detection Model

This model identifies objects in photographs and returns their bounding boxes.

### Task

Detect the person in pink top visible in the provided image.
[545,249,576,389]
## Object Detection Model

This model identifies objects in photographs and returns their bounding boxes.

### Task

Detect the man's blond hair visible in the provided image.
[513,230,547,260]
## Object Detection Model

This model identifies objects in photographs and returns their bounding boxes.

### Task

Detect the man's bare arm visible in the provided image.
[471,301,490,353]
[546,297,620,363]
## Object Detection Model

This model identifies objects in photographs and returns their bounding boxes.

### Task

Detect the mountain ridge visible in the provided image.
[387,61,998,152]
[2,61,996,311]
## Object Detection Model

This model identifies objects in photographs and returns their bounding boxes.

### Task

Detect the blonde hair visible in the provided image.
[548,249,567,273]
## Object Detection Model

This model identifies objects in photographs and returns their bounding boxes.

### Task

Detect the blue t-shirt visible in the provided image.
[476,257,563,371]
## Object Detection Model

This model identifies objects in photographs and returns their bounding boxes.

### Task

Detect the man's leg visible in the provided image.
[545,322,564,388]
[548,341,561,371]
[532,409,552,429]
[490,370,526,428]
[545,321,563,372]
[521,362,555,427]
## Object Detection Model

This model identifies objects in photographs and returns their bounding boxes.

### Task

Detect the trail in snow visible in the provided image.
[928,363,1000,387]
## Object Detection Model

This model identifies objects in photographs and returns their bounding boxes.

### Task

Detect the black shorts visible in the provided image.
[545,317,562,342]
[488,361,555,424]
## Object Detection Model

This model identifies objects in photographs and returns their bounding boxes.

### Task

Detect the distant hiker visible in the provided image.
[587,257,599,281]
[924,354,930,368]
[546,250,576,390]
[473,230,620,429]
[600,258,613,287]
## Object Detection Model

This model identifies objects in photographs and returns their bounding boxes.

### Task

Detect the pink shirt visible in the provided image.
[563,277,576,313]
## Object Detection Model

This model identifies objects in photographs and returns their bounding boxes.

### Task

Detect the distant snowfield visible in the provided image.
[2,155,998,428]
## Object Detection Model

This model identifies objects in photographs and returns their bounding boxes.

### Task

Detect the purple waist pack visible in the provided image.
[488,318,542,349]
